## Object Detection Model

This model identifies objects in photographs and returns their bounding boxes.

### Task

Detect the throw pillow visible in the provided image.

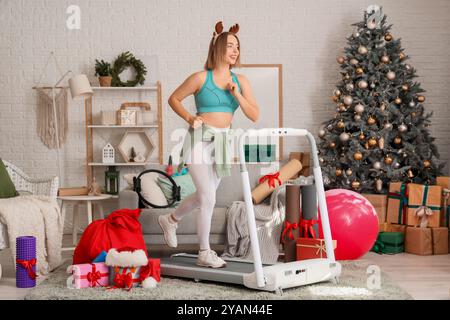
[0,159,18,198]
[157,173,196,206]
[123,173,168,207]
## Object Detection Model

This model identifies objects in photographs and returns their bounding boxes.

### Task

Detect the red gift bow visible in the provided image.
[300,219,318,239]
[281,221,298,243]
[84,264,103,287]
[108,268,139,291]
[16,258,37,280]
[259,172,281,189]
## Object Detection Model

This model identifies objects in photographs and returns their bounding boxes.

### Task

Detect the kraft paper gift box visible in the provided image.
[436,177,449,227]
[406,184,441,228]
[387,182,408,225]
[296,238,337,260]
[431,227,449,255]
[405,226,433,255]
[378,223,407,235]
[371,232,404,254]
[363,194,388,225]
[66,262,109,289]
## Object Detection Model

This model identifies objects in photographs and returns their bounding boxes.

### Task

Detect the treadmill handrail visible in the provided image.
[238,128,336,289]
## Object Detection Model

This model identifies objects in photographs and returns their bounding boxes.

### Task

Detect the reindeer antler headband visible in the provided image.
[212,21,240,45]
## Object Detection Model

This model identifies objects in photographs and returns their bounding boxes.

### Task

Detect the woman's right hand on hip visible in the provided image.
[188,115,204,129]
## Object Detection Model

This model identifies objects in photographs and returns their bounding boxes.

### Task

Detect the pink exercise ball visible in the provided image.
[317,189,378,260]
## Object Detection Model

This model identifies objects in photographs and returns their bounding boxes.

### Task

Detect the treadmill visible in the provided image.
[161,128,341,292]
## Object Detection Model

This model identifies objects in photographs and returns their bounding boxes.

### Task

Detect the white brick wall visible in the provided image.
[1,0,449,230]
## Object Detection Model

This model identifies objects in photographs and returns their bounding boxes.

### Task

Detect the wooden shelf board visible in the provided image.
[91,86,158,90]
[88,125,158,128]
[88,162,160,166]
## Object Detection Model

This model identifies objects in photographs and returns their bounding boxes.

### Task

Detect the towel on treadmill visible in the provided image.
[222,184,286,264]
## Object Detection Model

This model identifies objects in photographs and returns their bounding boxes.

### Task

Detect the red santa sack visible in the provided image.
[73,208,148,264]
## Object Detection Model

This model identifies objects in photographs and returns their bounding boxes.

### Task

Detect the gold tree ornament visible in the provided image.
[337,56,345,64]
[354,151,363,161]
[359,132,365,140]
[351,180,361,190]
[384,155,393,165]
[337,120,345,129]
[423,160,431,168]
[368,137,377,147]
[399,52,406,60]
[334,89,342,97]
[394,137,402,144]
[339,105,347,112]
[408,170,414,178]
[356,67,364,75]
[335,168,342,176]
[401,84,409,91]
[367,116,376,125]
[384,33,393,41]
[417,95,425,103]
[332,95,339,102]
[394,97,402,104]
[398,123,408,133]
[329,142,337,149]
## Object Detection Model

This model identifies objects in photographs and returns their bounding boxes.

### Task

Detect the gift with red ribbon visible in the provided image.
[281,221,298,244]
[105,248,160,290]
[259,172,281,189]
[66,262,109,289]
[299,219,318,239]
[16,236,37,288]
[296,238,337,260]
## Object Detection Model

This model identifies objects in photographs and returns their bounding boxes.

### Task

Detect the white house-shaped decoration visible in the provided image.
[102,143,115,164]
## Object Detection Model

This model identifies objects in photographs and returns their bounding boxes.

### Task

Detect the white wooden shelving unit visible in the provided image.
[84,82,163,186]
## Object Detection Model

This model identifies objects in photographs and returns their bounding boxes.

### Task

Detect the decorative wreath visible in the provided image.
[111,51,147,87]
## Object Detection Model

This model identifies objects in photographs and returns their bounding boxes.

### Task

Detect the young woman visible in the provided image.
[159,21,259,268]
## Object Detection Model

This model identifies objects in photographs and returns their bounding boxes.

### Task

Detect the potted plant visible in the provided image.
[95,59,112,87]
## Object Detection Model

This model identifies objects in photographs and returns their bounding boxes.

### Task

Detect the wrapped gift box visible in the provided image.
[405,227,433,255]
[109,258,161,290]
[296,238,337,260]
[387,182,408,225]
[431,227,449,255]
[378,223,406,235]
[436,177,449,227]
[371,232,404,254]
[67,262,109,289]
[407,184,441,228]
[362,194,388,226]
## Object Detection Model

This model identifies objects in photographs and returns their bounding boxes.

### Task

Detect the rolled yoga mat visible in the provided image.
[300,184,319,237]
[282,184,301,262]
[251,159,302,204]
[16,236,37,288]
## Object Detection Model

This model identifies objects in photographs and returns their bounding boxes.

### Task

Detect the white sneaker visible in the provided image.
[158,214,178,248]
[196,249,227,268]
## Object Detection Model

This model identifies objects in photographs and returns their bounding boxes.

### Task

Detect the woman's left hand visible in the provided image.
[227,82,239,98]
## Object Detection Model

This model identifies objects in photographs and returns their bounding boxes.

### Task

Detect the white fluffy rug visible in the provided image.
[25,259,412,300]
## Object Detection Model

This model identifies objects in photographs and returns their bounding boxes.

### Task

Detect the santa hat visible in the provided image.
[105,247,148,268]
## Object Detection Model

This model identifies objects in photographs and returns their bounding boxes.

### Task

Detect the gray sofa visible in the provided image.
[119,163,278,247]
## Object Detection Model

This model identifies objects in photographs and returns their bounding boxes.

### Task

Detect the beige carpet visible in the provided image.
[24,259,412,300]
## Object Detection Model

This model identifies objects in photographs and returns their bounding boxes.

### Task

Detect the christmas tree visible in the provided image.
[318,6,444,193]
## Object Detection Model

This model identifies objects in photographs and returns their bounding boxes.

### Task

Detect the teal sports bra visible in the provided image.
[195,69,241,114]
